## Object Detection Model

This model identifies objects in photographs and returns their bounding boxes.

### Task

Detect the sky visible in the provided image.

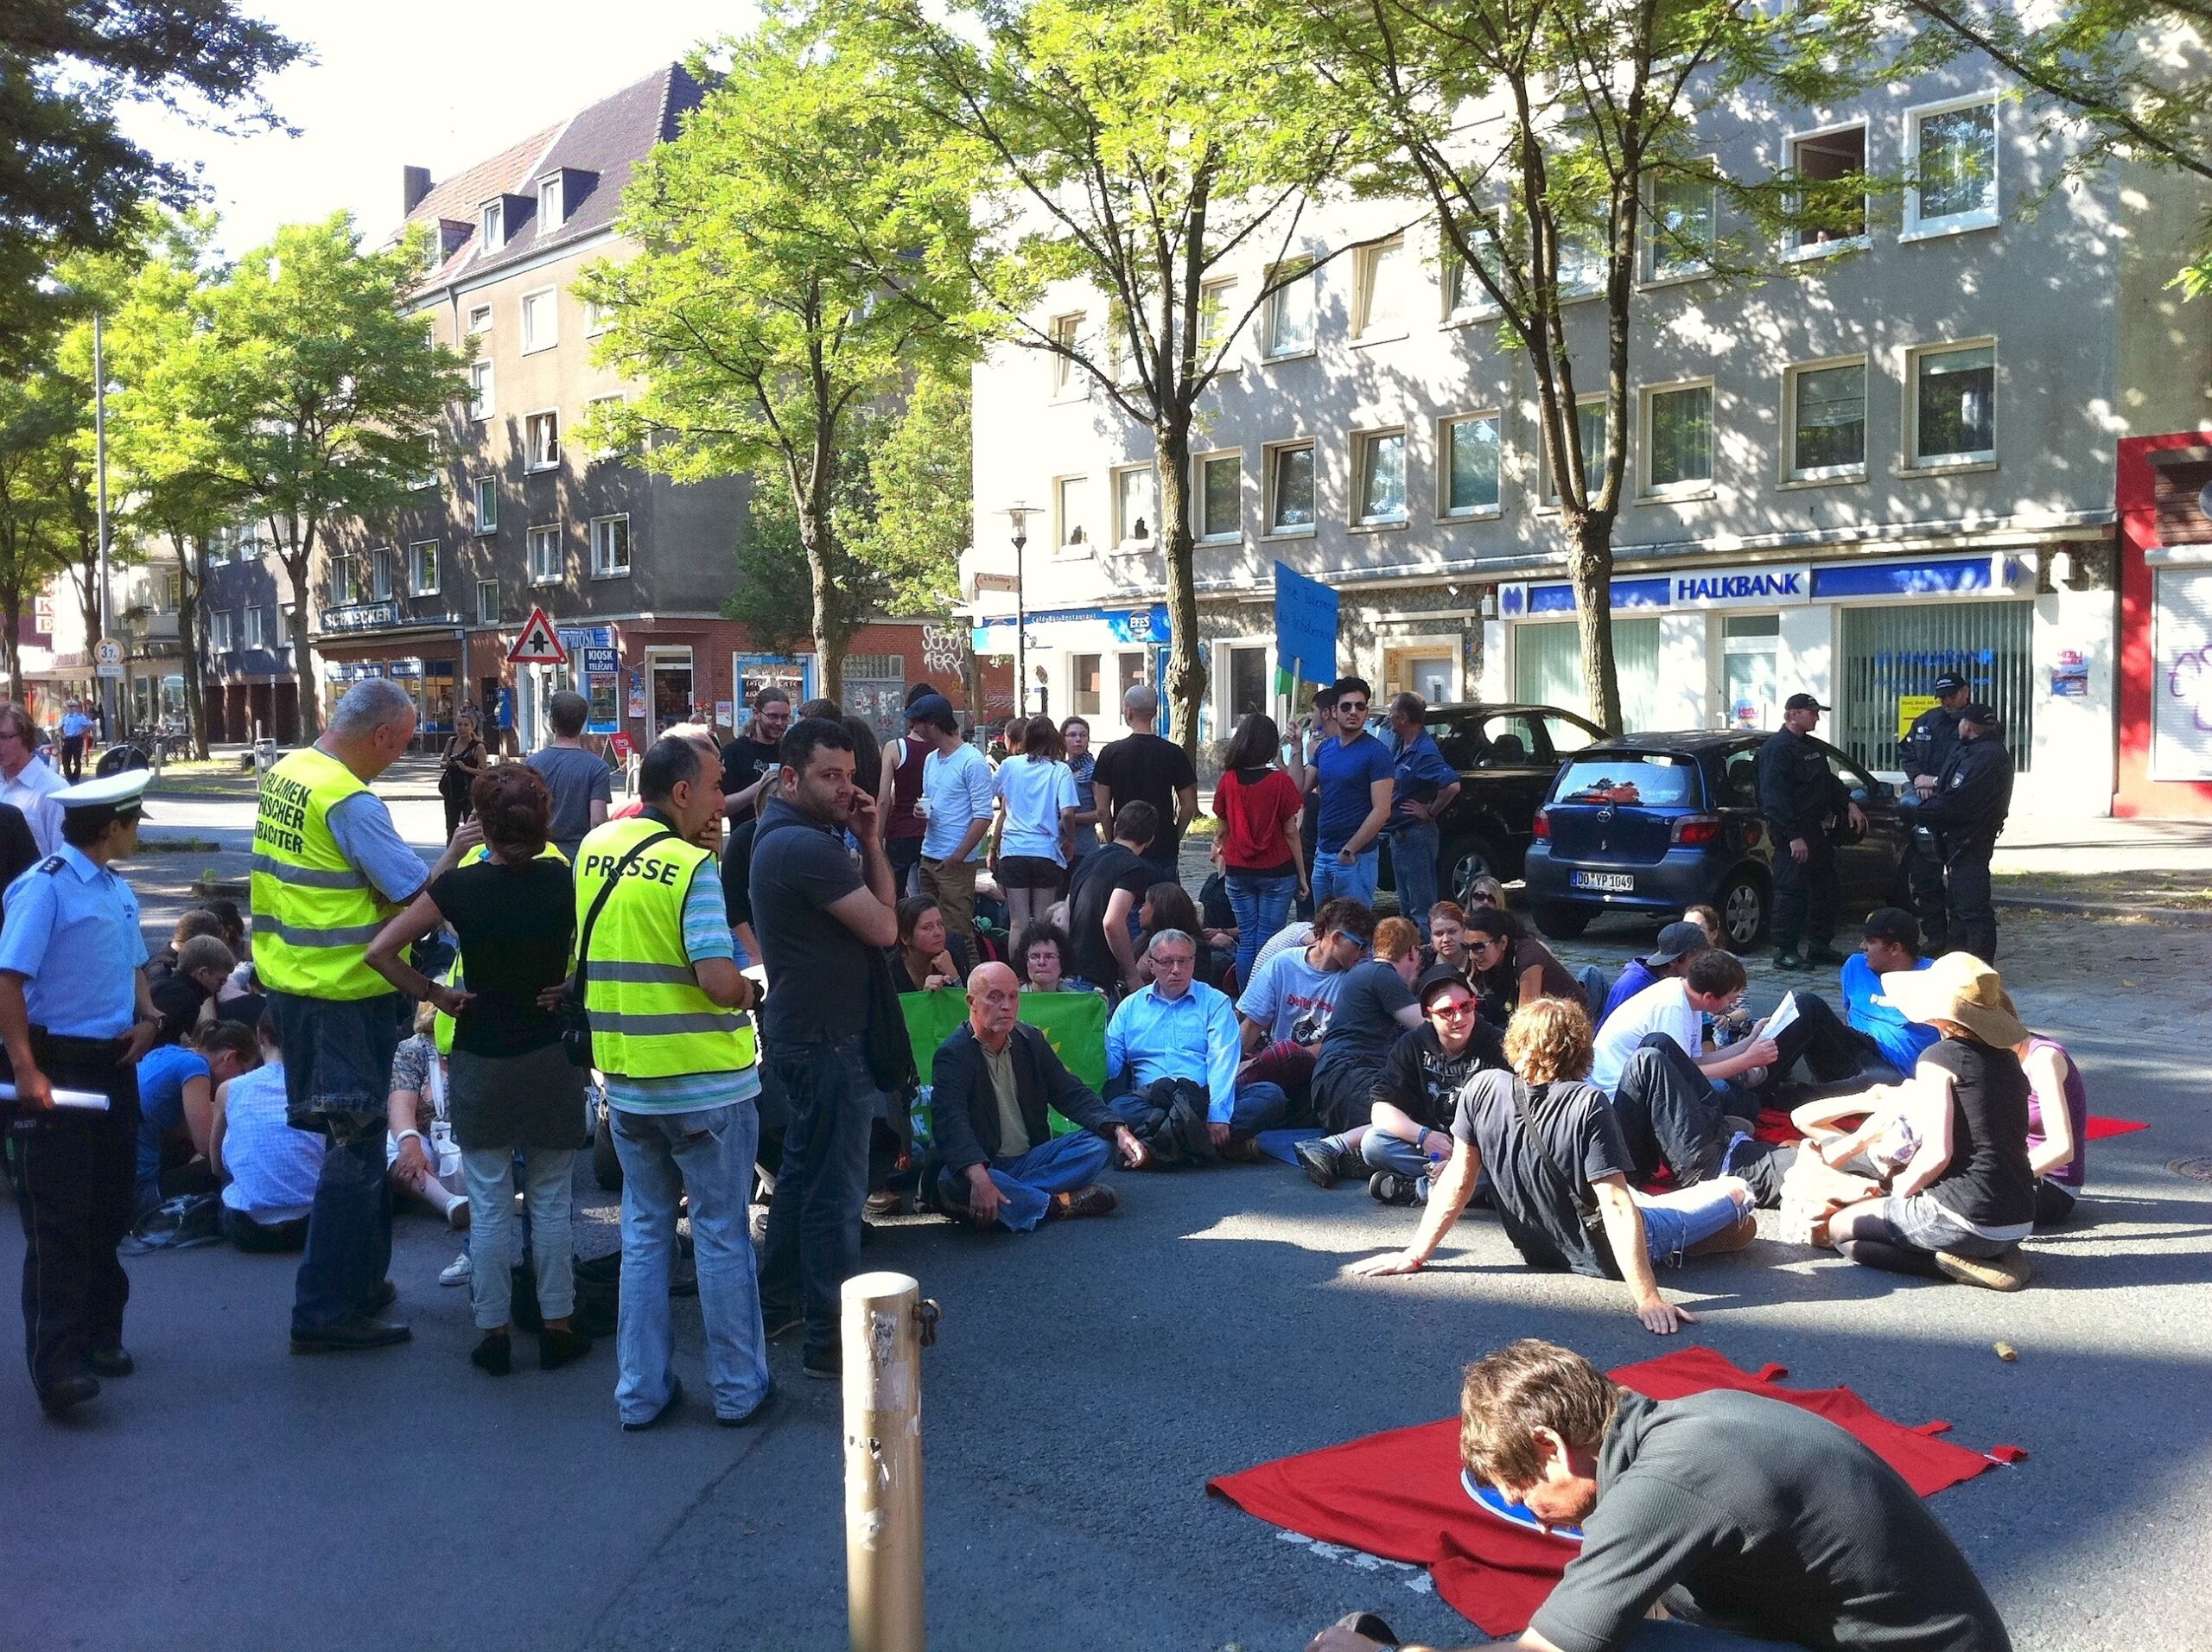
[121,0,758,258]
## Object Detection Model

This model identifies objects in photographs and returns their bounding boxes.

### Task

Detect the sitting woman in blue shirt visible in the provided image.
[132,1020,259,1222]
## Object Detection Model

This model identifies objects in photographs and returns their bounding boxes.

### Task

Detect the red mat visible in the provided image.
[2084,1115,2149,1141]
[1207,1345,2024,1640]
[1754,1109,2147,1146]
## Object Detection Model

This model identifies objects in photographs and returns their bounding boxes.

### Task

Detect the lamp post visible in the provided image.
[1002,504,1033,722]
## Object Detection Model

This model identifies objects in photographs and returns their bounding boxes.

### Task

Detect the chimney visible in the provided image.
[402,165,432,216]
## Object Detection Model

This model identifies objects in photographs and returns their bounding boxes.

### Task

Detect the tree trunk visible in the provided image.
[800,502,846,704]
[0,595,20,697]
[174,543,208,761]
[1567,513,1623,735]
[1154,414,1205,756]
[284,553,319,739]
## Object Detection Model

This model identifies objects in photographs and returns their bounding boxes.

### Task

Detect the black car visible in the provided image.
[1373,702,1608,903]
[1519,730,1910,950]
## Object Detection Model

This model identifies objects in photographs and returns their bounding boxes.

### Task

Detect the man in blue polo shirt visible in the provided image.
[1840,906,1939,1078]
[1300,677,1394,908]
[1382,691,1461,941]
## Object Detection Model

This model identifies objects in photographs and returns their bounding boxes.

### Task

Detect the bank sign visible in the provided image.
[1502,566,1810,617]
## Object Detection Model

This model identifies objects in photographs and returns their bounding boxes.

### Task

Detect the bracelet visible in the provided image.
[394,1128,425,1147]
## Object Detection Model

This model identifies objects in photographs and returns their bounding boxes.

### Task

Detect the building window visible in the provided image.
[590,513,631,578]
[1440,413,1503,516]
[1907,96,1999,236]
[410,432,437,491]
[1352,429,1408,524]
[1645,171,1718,281]
[410,540,439,595]
[207,610,233,652]
[1198,452,1241,541]
[369,546,395,600]
[1788,124,1867,251]
[476,580,498,625]
[520,288,557,354]
[1786,359,1867,480]
[1262,257,1315,359]
[1557,227,1605,298]
[467,359,493,422]
[1642,384,1713,495]
[1112,464,1156,549]
[1053,474,1092,555]
[1048,314,1080,395]
[1547,400,1609,503]
[244,606,267,650]
[537,175,563,226]
[528,524,562,584]
[1351,236,1408,340]
[330,551,360,607]
[1444,208,1508,317]
[1910,341,1995,467]
[525,410,560,471]
[1198,277,1236,358]
[584,393,626,462]
[1071,653,1102,717]
[467,303,492,336]
[480,200,503,251]
[1266,442,1317,534]
[583,298,612,336]
[471,475,498,534]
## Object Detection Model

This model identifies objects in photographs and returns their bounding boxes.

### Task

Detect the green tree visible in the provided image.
[848,0,1376,753]
[198,213,467,736]
[0,372,77,691]
[724,486,890,662]
[582,11,972,700]
[0,3,300,363]
[845,369,969,617]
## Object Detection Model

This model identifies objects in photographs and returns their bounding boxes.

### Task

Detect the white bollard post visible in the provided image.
[842,1270,934,1652]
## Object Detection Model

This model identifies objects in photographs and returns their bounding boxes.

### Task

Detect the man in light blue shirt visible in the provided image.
[1383,691,1462,942]
[913,694,994,946]
[59,702,95,782]
[1104,930,1287,1165]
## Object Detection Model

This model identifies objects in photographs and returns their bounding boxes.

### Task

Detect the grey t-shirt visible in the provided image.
[1534,1389,2012,1652]
[527,744,613,860]
[327,791,431,904]
[748,797,870,1044]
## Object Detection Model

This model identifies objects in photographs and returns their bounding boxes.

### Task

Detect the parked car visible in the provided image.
[1520,730,1910,950]
[1371,702,1608,904]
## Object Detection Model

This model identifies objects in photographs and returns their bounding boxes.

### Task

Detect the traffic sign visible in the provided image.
[94,639,124,680]
[971,571,1020,594]
[506,607,566,665]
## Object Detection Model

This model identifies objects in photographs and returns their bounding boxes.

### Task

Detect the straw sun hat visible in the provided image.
[1880,952,2029,1047]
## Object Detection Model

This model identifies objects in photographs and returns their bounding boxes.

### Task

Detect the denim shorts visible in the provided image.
[1634,1182,1748,1266]
[1879,1193,2031,1258]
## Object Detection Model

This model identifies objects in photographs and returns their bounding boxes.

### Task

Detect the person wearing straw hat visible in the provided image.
[1825,952,2036,1292]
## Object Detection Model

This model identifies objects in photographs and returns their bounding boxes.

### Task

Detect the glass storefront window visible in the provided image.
[1838,600,2031,772]
[1512,616,1662,730]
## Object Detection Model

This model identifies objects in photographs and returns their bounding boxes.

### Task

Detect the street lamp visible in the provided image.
[1002,503,1033,722]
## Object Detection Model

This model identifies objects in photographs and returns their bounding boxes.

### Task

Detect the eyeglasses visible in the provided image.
[1467,937,1503,953]
[1427,999,1478,1018]
[1338,701,1368,714]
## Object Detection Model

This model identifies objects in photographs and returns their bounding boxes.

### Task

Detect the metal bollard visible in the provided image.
[842,1271,939,1652]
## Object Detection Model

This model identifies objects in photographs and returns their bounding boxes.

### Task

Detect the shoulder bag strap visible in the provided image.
[572,829,678,993]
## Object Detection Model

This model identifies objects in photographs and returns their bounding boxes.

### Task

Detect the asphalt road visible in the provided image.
[5,771,2209,1650]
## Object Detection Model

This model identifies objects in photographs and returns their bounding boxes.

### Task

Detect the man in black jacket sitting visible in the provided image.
[930,962,1147,1229]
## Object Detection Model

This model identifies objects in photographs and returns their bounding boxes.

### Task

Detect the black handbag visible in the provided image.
[562,829,677,1069]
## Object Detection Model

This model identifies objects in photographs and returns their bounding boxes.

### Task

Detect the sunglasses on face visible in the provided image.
[1427,999,1477,1017]
[1338,701,1367,715]
[1468,937,1503,953]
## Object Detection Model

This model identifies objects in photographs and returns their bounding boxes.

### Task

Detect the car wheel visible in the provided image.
[592,1102,623,1192]
[1531,903,1592,940]
[1443,833,1508,904]
[1718,872,1768,952]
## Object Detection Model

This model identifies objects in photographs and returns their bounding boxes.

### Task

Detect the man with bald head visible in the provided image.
[926,962,1144,1229]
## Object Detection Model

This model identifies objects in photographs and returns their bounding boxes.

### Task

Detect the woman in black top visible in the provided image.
[1136,881,1235,992]
[887,895,973,993]
[439,707,489,841]
[365,766,592,1376]
[1463,908,1580,1026]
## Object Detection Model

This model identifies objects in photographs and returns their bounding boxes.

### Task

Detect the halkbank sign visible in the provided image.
[1502,563,1812,617]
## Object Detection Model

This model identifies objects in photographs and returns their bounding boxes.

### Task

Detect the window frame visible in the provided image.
[1197,276,1236,363]
[1351,234,1410,344]
[479,199,503,251]
[410,540,439,597]
[1350,426,1410,528]
[524,409,561,473]
[1637,379,1717,500]
[467,359,493,423]
[1110,461,1158,552]
[207,609,233,653]
[1441,208,1508,323]
[1780,353,1871,486]
[1641,163,1720,285]
[537,175,563,227]
[1903,337,1998,472]
[1052,473,1093,558]
[1543,397,1611,506]
[527,522,563,586]
[466,303,492,336]
[1260,257,1317,361]
[1046,313,1082,397]
[244,605,267,650]
[368,545,396,602]
[476,580,498,626]
[583,392,626,462]
[1783,119,1871,261]
[589,513,632,580]
[1436,410,1504,520]
[471,474,499,535]
[1262,438,1319,539]
[1194,448,1243,543]
[518,286,558,355]
[583,297,612,337]
[1902,91,2001,240]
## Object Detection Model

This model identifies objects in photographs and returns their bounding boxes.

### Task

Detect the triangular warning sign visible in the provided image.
[506,607,567,665]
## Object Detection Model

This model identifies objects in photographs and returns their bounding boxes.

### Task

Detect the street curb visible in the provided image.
[1993,894,2212,927]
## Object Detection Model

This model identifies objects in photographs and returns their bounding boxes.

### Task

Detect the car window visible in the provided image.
[1541,715,1598,756]
[1553,752,1700,807]
[1477,714,1545,767]
[1719,749,1760,808]
[1427,716,1488,770]
[1823,746,1876,799]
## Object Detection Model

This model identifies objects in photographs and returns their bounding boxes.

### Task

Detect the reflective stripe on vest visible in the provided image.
[248,747,394,1001]
[572,816,755,1081]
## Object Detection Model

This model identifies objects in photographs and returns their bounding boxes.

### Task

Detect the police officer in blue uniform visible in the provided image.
[0,771,162,1418]
[1897,671,1971,950]
[1904,702,2014,961]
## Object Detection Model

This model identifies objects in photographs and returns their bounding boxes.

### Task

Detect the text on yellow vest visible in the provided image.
[250,746,397,1001]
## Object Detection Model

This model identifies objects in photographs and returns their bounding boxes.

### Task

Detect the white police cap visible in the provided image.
[54,768,153,816]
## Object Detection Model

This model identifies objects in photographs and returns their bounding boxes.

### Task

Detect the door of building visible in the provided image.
[648,650,695,738]
[1721,613,1780,729]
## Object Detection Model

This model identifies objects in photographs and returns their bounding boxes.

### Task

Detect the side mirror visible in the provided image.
[1848,786,1870,805]
[1874,780,1896,803]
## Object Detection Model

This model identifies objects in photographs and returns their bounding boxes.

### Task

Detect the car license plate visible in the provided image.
[1572,871,1635,893]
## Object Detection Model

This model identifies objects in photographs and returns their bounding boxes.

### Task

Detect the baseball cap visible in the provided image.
[1959,702,1999,727]
[906,692,957,731]
[1414,963,1473,1007]
[1862,906,1920,949]
[1643,921,1709,969]
[1783,692,1827,712]
[1933,672,1969,694]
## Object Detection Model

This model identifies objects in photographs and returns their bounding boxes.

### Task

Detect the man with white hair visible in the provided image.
[1092,683,1196,880]
[1103,929,1287,1164]
[252,677,466,1355]
[0,701,67,855]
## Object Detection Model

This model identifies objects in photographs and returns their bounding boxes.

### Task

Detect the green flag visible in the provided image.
[899,988,1111,1137]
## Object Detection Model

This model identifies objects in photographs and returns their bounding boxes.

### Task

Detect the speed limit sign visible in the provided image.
[94,639,124,680]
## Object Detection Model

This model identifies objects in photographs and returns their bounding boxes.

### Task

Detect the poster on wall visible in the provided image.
[2152,566,2212,781]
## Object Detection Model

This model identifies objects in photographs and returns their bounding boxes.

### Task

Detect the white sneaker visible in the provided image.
[439,1251,472,1287]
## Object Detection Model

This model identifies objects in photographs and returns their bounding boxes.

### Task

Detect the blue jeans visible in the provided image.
[936,1131,1113,1232]
[289,1117,391,1333]
[1311,846,1379,908]
[462,1145,575,1331]
[1632,1179,1751,1266]
[1224,871,1299,989]
[1386,823,1440,939]
[611,1101,769,1425]
[758,1035,877,1358]
[1360,1127,1445,1196]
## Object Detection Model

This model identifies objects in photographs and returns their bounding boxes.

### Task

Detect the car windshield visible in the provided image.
[1554,753,1700,807]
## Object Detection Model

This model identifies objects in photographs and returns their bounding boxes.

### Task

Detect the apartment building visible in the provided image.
[315,63,963,751]
[968,41,2212,816]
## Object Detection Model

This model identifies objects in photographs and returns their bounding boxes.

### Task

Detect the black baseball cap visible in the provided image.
[1784,692,1827,712]
[1414,963,1474,1007]
[1643,921,1710,969]
[1934,672,1969,694]
[1863,907,1921,949]
[1959,702,1999,727]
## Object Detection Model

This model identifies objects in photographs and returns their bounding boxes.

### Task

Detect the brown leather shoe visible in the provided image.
[1048,1184,1121,1221]
[1218,1136,1262,1164]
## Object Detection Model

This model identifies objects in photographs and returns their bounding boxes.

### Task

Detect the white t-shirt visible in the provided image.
[1236,943,1345,1045]
[1590,976,1703,1093]
[993,754,1078,864]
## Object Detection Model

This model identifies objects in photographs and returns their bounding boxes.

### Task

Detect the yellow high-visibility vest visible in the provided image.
[250,747,395,1001]
[571,816,755,1080]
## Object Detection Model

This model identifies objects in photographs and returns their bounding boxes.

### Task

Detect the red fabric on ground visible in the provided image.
[2085,1115,2148,1141]
[1754,1106,1806,1145]
[1206,1344,2014,1640]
